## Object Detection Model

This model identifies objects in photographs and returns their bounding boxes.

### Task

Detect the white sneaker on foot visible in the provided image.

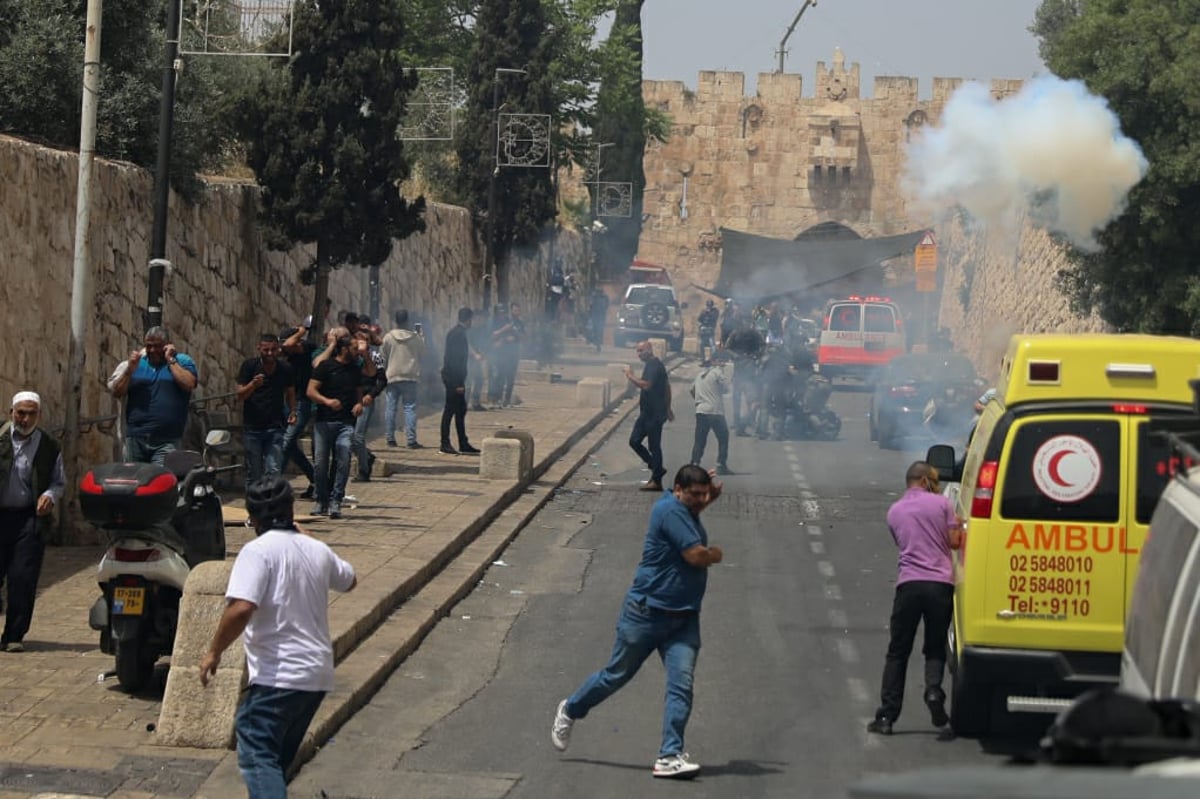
[551,699,574,751]
[653,752,700,778]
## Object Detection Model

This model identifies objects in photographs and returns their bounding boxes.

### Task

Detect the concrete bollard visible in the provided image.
[493,429,535,476]
[576,377,611,409]
[479,437,529,481]
[156,560,242,749]
[648,338,669,361]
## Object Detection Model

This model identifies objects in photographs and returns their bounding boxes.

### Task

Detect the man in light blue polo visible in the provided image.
[108,326,199,465]
[550,464,725,779]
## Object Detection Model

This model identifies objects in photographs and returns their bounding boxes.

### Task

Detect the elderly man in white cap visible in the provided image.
[0,391,64,652]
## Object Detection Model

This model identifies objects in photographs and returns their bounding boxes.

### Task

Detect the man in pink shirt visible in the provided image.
[868,461,963,736]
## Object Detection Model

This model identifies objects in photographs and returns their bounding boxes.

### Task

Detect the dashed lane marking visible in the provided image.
[836,638,860,665]
[809,540,825,555]
[847,676,870,703]
[817,561,836,579]
[828,607,848,629]
[825,584,843,601]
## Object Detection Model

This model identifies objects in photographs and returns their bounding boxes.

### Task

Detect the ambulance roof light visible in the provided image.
[1027,360,1060,384]
[1106,363,1156,379]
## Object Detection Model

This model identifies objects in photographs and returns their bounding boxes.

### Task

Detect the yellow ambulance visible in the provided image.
[927,333,1200,737]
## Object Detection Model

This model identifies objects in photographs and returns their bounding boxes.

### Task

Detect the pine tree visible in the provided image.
[455,0,557,305]
[244,0,427,325]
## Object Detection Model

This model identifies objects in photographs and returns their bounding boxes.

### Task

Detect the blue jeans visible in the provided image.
[235,684,325,799]
[282,401,315,484]
[352,402,375,479]
[566,600,701,757]
[124,435,180,466]
[243,427,285,491]
[313,421,353,508]
[384,381,419,445]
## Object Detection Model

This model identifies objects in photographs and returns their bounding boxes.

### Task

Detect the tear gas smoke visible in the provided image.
[903,76,1148,249]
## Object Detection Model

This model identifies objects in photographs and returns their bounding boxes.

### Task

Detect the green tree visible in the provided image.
[242,0,426,325]
[0,0,262,202]
[590,0,666,282]
[455,0,558,305]
[1033,0,1200,334]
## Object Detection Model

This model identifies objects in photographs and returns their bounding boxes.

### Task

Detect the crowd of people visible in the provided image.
[95,303,533,520]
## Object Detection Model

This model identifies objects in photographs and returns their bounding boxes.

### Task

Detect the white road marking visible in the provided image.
[807,525,822,536]
[802,499,820,518]
[809,540,826,555]
[836,638,860,664]
[817,561,836,579]
[859,717,882,749]
[828,607,848,629]
[825,584,843,601]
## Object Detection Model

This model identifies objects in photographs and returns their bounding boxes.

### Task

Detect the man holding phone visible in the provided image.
[236,334,296,493]
[107,326,199,465]
[380,309,426,449]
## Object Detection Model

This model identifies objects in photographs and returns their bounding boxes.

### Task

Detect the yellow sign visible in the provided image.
[914,243,937,273]
[916,270,937,292]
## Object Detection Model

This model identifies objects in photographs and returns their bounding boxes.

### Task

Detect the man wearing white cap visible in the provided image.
[0,391,64,652]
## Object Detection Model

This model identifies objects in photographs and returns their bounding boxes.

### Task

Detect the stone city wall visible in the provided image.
[635,50,1086,348]
[935,217,1109,381]
[0,135,580,478]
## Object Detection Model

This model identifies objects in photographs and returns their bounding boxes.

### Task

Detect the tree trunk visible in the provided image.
[311,241,331,342]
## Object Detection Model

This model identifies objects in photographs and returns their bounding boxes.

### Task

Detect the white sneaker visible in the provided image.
[343,494,358,504]
[653,752,700,778]
[551,699,574,751]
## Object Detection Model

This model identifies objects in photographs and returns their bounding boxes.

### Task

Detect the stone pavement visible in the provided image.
[0,339,663,799]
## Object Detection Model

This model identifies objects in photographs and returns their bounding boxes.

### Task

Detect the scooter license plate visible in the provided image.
[112,587,145,616]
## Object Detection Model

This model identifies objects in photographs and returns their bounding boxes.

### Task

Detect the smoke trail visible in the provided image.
[903,76,1148,249]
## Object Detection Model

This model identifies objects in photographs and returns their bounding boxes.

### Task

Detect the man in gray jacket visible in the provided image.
[380,309,426,449]
[689,357,732,475]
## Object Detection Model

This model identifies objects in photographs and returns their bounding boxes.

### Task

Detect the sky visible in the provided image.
[640,1,1047,98]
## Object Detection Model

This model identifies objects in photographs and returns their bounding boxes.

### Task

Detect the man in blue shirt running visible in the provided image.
[551,464,725,779]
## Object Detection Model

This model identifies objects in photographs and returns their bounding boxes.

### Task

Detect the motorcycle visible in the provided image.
[756,359,842,441]
[82,430,235,692]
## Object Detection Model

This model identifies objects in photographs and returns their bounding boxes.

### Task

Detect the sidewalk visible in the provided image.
[0,339,654,799]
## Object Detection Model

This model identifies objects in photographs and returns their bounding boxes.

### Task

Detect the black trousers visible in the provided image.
[490,353,518,404]
[691,413,729,467]
[0,507,44,645]
[440,381,469,449]
[629,414,666,484]
[876,580,953,723]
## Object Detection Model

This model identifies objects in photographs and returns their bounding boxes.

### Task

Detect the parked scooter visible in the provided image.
[82,430,235,692]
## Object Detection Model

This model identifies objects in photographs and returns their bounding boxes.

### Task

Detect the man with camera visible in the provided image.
[107,326,199,465]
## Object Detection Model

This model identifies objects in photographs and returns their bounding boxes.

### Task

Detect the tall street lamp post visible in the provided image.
[483,67,526,313]
[145,0,183,332]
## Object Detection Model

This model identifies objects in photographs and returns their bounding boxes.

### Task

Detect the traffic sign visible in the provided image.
[916,270,937,293]
[914,242,937,273]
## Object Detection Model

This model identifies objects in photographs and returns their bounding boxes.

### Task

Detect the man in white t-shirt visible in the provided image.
[199,476,356,798]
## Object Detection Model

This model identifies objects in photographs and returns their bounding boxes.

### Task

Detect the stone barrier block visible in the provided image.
[608,363,634,398]
[648,338,669,361]
[493,429,535,476]
[479,437,528,481]
[576,377,611,409]
[156,560,242,749]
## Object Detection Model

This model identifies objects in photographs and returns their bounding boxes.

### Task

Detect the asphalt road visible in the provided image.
[291,366,1039,799]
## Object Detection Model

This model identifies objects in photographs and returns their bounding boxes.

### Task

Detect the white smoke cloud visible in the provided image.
[903,76,1148,249]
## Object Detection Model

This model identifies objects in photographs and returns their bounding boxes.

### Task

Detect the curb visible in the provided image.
[190,360,686,796]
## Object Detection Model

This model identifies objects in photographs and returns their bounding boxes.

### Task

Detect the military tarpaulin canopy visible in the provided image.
[712,227,931,299]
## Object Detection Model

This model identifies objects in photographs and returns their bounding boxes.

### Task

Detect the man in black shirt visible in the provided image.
[306,334,364,519]
[236,334,296,493]
[281,320,318,499]
[440,307,482,456]
[490,302,525,407]
[624,340,672,491]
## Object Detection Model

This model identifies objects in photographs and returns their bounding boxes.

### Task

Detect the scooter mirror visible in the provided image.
[204,429,233,449]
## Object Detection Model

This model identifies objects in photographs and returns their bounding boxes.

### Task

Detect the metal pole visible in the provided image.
[777,0,817,74]
[483,68,526,313]
[62,0,104,545]
[483,77,501,315]
[146,0,182,332]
